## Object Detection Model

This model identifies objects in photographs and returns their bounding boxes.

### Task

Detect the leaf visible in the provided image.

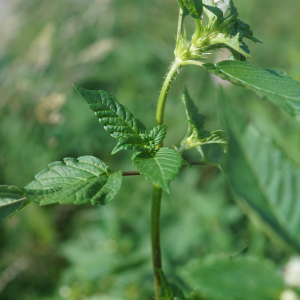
[203,61,300,116]
[24,156,122,206]
[148,125,167,147]
[222,95,300,252]
[132,148,183,193]
[180,255,284,300]
[111,135,146,154]
[180,87,208,138]
[0,186,27,221]
[179,87,227,153]
[178,0,203,19]
[74,85,148,151]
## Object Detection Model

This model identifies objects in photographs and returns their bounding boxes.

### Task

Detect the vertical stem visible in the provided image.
[151,50,181,300]
[151,184,163,299]
[151,8,183,299]
[177,8,184,40]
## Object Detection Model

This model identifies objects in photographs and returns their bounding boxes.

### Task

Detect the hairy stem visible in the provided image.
[156,59,182,128]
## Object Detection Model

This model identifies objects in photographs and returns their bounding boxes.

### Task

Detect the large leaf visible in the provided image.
[25,156,122,206]
[223,96,300,252]
[74,85,148,153]
[180,255,283,300]
[0,186,27,221]
[203,61,300,116]
[132,148,183,193]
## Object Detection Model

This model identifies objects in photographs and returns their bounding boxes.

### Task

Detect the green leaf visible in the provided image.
[24,156,122,206]
[180,255,284,300]
[74,85,148,151]
[112,135,146,154]
[203,61,300,116]
[178,0,203,19]
[222,95,300,252]
[202,0,219,21]
[0,186,27,221]
[179,87,227,153]
[132,148,183,193]
[180,86,208,138]
[149,125,167,147]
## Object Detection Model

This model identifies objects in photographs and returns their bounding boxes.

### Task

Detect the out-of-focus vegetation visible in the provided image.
[1,0,300,299]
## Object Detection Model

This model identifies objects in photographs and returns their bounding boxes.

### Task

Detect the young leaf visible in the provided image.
[178,0,203,19]
[148,125,167,147]
[180,255,284,300]
[180,87,227,152]
[0,186,27,221]
[24,156,122,206]
[74,85,148,152]
[132,148,183,193]
[111,135,146,154]
[203,61,300,116]
[222,95,300,252]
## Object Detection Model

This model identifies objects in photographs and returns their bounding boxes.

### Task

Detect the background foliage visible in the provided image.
[1,0,300,299]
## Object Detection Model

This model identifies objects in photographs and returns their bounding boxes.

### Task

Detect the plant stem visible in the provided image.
[151,184,163,299]
[177,8,184,40]
[156,59,182,128]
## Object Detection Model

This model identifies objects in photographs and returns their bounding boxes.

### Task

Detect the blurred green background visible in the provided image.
[0,0,300,299]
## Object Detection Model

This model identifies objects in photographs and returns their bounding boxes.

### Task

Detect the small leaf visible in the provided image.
[180,86,208,138]
[133,148,183,193]
[148,125,167,147]
[203,61,300,116]
[222,94,300,252]
[178,0,203,19]
[74,85,147,139]
[0,186,28,221]
[180,255,284,300]
[111,135,146,154]
[25,156,122,206]
[180,87,227,154]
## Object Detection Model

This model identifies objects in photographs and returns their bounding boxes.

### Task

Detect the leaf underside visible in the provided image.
[133,148,183,193]
[204,61,300,116]
[25,156,122,206]
[0,186,27,222]
[223,96,300,252]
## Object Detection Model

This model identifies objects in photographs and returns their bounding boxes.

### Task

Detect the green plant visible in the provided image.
[1,0,300,299]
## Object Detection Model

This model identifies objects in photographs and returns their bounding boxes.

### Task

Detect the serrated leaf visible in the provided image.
[203,61,300,116]
[132,148,183,193]
[180,87,208,138]
[180,88,227,155]
[24,156,122,206]
[0,186,27,221]
[111,135,146,154]
[222,95,300,252]
[149,125,167,147]
[179,255,284,300]
[74,85,147,141]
